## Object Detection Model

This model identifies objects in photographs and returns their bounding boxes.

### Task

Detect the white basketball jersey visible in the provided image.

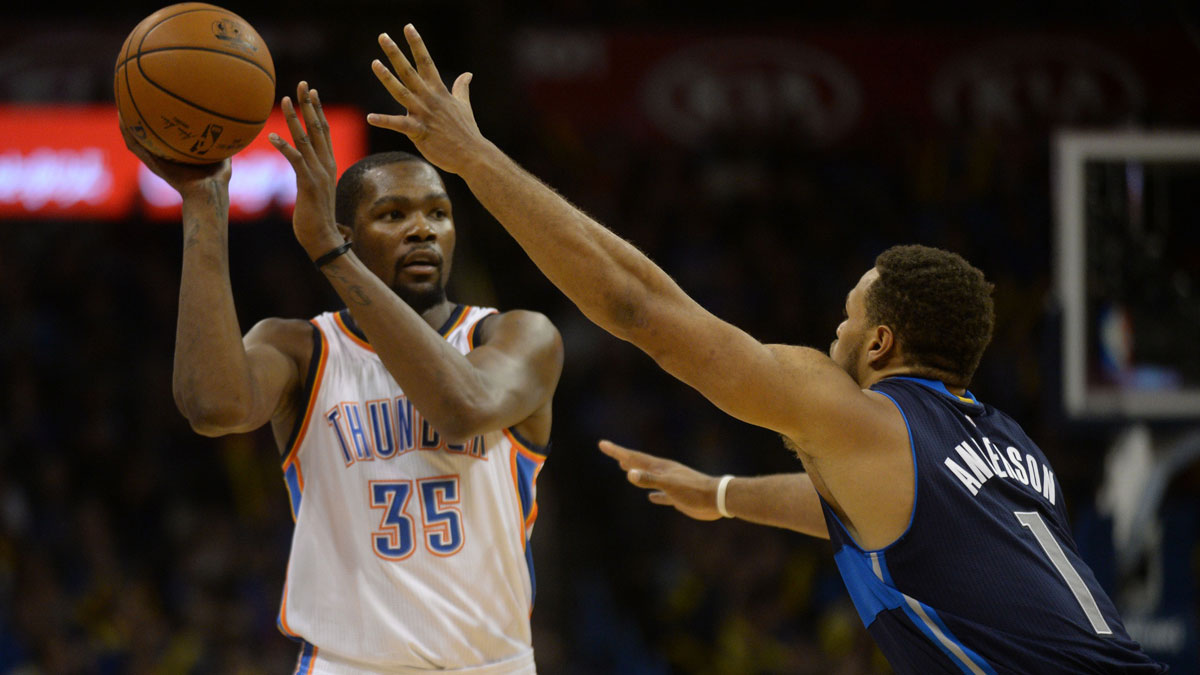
[276,305,546,673]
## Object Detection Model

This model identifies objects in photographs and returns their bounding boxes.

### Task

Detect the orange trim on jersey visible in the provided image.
[508,442,525,550]
[279,581,300,638]
[465,308,498,350]
[304,646,318,675]
[443,305,472,336]
[292,640,318,675]
[283,320,330,468]
[334,311,375,352]
[504,428,547,541]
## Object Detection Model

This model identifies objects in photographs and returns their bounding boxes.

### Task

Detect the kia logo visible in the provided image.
[932,37,1145,128]
[641,39,862,146]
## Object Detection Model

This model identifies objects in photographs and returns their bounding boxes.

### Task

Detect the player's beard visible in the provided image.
[834,331,867,385]
[395,282,447,315]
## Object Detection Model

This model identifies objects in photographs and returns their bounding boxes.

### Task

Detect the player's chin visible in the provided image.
[392,278,447,312]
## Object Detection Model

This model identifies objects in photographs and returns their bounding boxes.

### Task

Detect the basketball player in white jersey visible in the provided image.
[119,81,562,674]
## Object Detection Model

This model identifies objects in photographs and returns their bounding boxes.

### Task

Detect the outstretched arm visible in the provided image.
[268,83,562,443]
[119,123,303,437]
[599,441,828,538]
[366,26,889,455]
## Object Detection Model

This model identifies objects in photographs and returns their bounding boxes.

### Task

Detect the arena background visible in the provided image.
[1,1,1198,672]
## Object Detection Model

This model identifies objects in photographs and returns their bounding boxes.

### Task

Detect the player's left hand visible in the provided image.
[367,24,488,177]
[268,81,345,260]
[598,440,725,521]
[119,113,231,196]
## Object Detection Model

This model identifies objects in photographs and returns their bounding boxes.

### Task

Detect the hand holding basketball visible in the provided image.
[118,113,231,195]
[115,2,275,164]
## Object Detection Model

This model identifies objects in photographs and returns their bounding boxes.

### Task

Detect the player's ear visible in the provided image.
[337,222,354,243]
[866,324,896,368]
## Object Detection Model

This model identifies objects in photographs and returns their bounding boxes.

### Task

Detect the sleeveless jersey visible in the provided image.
[820,377,1166,674]
[277,305,547,673]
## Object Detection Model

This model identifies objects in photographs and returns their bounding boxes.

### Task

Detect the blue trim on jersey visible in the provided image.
[515,452,540,523]
[834,547,906,627]
[836,547,997,674]
[821,389,917,554]
[294,640,316,674]
[338,304,468,342]
[436,304,467,337]
[508,425,551,457]
[887,376,980,406]
[281,324,325,463]
[525,537,537,606]
[875,555,998,675]
[873,389,918,548]
[284,464,303,519]
[336,308,368,343]
[515,450,541,606]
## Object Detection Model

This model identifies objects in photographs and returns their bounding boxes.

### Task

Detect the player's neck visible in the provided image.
[865,367,967,396]
[419,299,459,331]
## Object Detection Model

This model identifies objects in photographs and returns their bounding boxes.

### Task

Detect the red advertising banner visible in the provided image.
[514,28,1200,147]
[0,104,367,221]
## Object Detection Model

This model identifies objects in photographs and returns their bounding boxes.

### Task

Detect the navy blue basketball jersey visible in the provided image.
[819,377,1166,674]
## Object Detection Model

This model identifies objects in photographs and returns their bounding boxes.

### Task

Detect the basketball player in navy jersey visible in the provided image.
[120,82,561,673]
[367,25,1166,673]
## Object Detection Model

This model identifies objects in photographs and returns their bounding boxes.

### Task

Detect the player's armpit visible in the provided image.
[456,310,563,444]
[183,317,309,437]
[643,312,893,457]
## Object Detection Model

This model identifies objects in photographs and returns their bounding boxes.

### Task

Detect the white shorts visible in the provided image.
[292,642,536,675]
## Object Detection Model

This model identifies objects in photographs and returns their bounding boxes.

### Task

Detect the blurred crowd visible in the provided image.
[2,3,1200,674]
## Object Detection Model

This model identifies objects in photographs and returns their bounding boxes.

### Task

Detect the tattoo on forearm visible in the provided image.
[349,287,371,306]
[324,265,372,306]
[183,223,201,249]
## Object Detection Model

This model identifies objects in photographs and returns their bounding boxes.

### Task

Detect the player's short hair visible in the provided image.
[335,151,428,229]
[867,245,995,388]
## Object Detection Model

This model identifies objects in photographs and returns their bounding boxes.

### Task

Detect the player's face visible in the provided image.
[350,162,456,313]
[829,268,879,384]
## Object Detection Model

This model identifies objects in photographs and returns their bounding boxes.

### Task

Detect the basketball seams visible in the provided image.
[118,61,202,162]
[117,46,276,84]
[132,52,272,125]
[117,2,274,163]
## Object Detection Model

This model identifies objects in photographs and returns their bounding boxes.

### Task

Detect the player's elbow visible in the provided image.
[426,406,492,445]
[175,392,256,437]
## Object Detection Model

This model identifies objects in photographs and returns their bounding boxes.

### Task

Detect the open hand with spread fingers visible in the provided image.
[267,81,345,261]
[598,440,725,521]
[367,24,489,176]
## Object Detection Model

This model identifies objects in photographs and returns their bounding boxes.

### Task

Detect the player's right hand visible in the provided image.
[268,81,344,260]
[598,440,725,521]
[118,114,231,196]
[367,24,488,177]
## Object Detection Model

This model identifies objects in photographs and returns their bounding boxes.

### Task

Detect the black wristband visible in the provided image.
[313,241,352,268]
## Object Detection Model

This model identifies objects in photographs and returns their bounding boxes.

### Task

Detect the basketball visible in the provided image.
[114,2,275,164]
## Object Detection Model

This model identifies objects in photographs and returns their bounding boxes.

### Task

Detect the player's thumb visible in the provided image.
[452,72,472,105]
[627,469,659,489]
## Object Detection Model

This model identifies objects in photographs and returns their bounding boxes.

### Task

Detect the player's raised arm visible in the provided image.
[269,82,562,443]
[365,26,886,453]
[118,123,304,437]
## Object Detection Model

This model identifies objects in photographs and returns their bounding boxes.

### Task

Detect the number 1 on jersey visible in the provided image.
[1015,511,1112,635]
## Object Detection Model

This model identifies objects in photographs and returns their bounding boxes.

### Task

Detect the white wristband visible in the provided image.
[715,474,735,518]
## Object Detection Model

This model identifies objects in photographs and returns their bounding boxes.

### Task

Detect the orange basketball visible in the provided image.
[114,2,275,164]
